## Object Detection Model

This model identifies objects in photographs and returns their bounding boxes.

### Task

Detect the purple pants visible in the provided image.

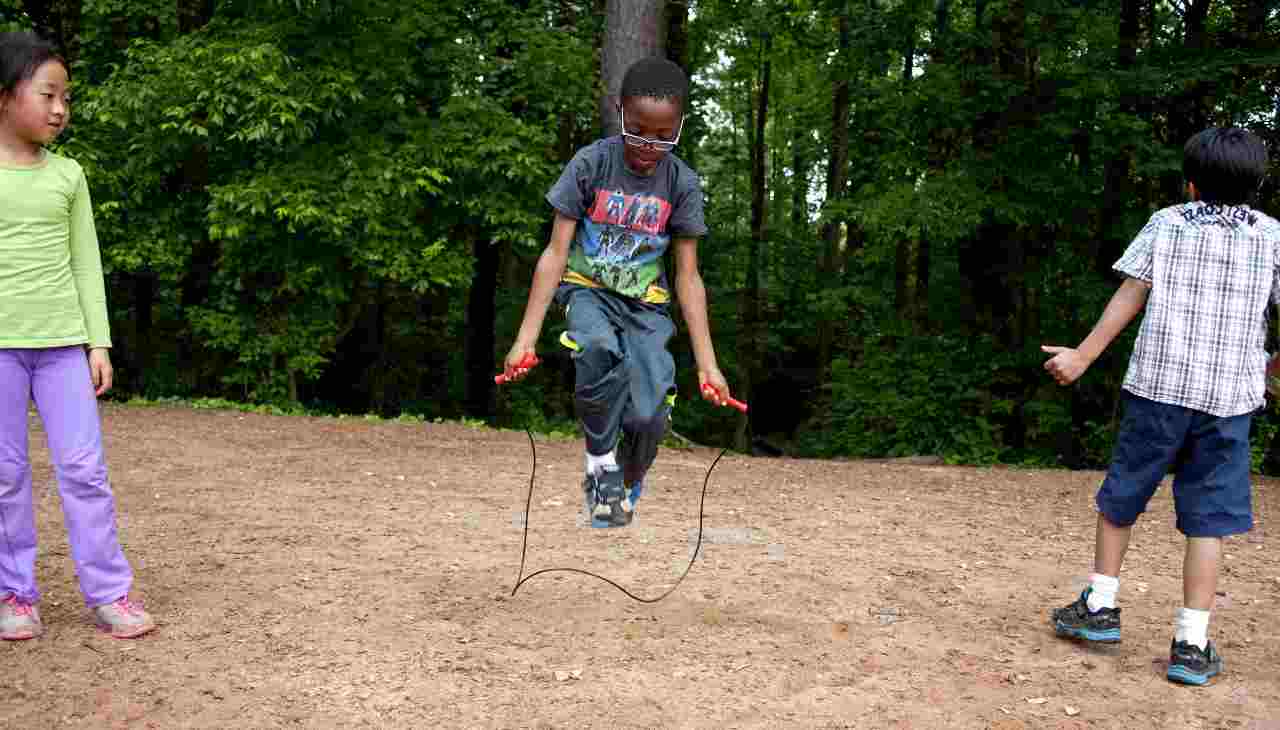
[0,347,132,607]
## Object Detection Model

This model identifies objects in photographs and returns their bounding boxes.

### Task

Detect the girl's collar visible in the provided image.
[0,147,49,170]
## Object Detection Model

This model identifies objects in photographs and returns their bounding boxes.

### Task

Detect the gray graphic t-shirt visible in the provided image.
[546,136,707,304]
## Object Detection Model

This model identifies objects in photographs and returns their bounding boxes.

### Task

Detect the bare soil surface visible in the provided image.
[3,404,1278,729]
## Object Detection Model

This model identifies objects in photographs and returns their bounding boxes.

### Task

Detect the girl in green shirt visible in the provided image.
[0,31,154,640]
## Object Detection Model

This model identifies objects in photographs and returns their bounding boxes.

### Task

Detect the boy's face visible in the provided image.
[618,96,683,176]
[0,60,70,147]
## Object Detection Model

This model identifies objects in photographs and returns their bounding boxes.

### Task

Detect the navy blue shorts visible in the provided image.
[1097,392,1254,538]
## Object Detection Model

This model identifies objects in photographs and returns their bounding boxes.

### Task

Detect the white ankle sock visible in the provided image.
[1087,573,1119,611]
[585,450,617,474]
[1174,607,1210,650]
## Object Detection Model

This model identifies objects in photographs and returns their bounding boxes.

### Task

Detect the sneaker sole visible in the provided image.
[1054,622,1121,643]
[585,506,633,529]
[1167,663,1221,686]
[584,488,633,529]
[0,627,41,640]
[589,503,633,529]
[97,621,156,639]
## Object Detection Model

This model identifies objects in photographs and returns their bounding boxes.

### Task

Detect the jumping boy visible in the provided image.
[502,57,733,528]
[1042,127,1277,685]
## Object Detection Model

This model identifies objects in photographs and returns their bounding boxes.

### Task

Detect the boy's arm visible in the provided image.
[503,213,577,380]
[1042,277,1150,386]
[672,236,731,403]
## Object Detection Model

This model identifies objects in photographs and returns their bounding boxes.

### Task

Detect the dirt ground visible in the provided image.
[2,403,1277,729]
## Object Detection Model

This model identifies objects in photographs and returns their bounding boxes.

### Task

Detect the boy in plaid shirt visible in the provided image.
[1041,127,1277,685]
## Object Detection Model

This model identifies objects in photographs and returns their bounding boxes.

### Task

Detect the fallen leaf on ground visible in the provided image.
[553,669,582,681]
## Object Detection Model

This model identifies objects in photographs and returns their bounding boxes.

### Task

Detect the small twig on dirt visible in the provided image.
[82,642,105,655]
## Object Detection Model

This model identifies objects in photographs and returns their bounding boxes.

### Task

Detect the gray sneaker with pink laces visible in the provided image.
[93,595,155,638]
[0,594,42,640]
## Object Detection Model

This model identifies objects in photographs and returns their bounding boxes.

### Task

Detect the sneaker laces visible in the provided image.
[3,594,34,617]
[109,595,144,617]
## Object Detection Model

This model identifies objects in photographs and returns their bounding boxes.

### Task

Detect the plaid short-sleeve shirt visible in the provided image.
[1114,202,1280,417]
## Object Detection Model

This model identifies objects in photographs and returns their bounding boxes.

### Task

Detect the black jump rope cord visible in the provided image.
[510,427,727,602]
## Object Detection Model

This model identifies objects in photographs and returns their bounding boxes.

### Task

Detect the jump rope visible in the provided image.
[495,354,748,602]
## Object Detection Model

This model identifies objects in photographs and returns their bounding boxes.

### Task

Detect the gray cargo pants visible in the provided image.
[555,284,675,486]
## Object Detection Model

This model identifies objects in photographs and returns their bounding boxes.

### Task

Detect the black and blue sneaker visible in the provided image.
[583,465,632,528]
[628,480,644,510]
[1167,639,1223,686]
[1051,588,1121,643]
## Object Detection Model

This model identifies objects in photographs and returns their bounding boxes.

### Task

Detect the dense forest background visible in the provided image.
[4,0,1279,468]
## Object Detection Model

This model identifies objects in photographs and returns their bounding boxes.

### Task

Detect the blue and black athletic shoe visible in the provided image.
[627,480,644,510]
[1051,588,1121,643]
[583,466,632,528]
[1167,639,1223,686]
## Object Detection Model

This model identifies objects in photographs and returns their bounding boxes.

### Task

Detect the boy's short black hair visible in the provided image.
[620,57,689,103]
[0,31,65,96]
[1183,127,1268,205]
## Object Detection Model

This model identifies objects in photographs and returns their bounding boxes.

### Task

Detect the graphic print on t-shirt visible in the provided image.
[569,188,673,302]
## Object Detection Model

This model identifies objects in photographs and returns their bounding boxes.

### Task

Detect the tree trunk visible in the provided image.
[465,232,500,419]
[600,0,666,137]
[129,273,156,395]
[1095,0,1141,273]
[736,33,770,453]
[894,241,910,316]
[817,4,851,376]
[961,0,1028,343]
[1163,0,1215,199]
[897,18,918,323]
[19,0,81,60]
[1227,0,1269,121]
[174,0,215,393]
[791,125,807,229]
[177,0,214,33]
[914,237,930,330]
[666,0,694,166]
[556,0,577,162]
[666,0,689,68]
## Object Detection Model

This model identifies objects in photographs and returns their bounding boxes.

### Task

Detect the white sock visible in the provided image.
[1087,573,1119,612]
[1174,607,1210,650]
[585,450,617,474]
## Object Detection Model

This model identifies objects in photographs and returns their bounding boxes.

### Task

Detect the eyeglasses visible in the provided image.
[619,106,684,152]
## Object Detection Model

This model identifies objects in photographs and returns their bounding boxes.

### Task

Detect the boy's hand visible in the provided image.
[503,344,538,383]
[1266,355,1280,396]
[698,368,731,405]
[88,348,113,397]
[1041,345,1090,386]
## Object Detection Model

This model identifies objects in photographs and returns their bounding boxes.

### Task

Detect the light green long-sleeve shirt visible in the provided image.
[0,151,111,349]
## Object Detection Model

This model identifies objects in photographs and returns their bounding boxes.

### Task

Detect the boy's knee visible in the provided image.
[1095,481,1148,527]
[625,408,670,438]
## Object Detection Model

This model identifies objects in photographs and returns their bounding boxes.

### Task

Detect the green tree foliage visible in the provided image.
[11,0,1280,466]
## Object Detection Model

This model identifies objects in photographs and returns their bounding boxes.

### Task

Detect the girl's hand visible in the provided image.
[698,367,731,406]
[88,348,113,397]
